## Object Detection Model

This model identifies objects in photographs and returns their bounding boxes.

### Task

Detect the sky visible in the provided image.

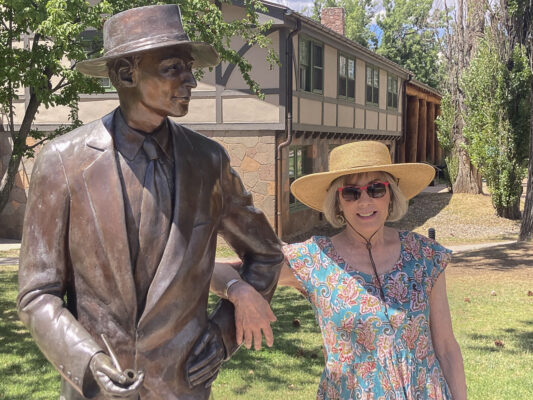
[266,0,458,16]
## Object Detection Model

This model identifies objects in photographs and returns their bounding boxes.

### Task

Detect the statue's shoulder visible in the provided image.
[39,119,106,157]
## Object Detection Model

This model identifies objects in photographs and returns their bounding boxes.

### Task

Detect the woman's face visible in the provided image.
[338,171,391,237]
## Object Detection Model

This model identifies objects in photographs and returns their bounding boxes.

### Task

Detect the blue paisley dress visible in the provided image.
[283,231,452,400]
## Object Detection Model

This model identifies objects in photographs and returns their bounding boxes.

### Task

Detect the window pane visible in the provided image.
[288,149,295,178]
[373,69,379,88]
[366,85,372,102]
[339,55,346,77]
[313,67,323,92]
[347,78,355,98]
[348,59,355,80]
[299,40,309,65]
[366,66,372,86]
[313,44,323,67]
[339,76,347,96]
[373,87,379,104]
[296,149,303,176]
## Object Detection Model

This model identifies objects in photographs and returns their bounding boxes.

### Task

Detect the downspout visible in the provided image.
[401,73,413,162]
[275,17,301,238]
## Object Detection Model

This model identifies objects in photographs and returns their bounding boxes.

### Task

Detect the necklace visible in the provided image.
[342,219,392,325]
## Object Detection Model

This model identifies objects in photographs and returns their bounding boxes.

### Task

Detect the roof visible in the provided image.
[259,0,441,94]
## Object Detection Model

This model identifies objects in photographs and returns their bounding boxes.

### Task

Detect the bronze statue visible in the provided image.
[17,5,283,400]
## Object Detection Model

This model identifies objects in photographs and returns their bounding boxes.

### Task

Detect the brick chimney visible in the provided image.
[321,7,345,36]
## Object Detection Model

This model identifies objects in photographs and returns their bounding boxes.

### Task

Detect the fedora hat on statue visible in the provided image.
[76,4,220,78]
[291,141,435,212]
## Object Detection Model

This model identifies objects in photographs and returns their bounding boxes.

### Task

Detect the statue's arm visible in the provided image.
[210,148,283,359]
[17,144,102,397]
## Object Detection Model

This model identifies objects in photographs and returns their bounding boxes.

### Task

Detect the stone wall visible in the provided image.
[206,131,277,227]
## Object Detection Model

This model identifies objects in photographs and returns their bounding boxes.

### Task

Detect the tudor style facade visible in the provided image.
[0,1,443,240]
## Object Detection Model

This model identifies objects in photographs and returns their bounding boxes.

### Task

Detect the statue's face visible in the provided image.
[134,47,197,118]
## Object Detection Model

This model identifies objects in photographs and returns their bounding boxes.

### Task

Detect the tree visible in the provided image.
[312,0,376,48]
[375,0,443,89]
[0,0,276,215]
[462,37,531,219]
[438,0,485,194]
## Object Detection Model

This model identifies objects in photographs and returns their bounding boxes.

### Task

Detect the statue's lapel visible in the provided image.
[83,113,136,318]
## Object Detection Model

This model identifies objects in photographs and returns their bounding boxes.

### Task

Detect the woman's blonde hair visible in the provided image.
[323,171,408,228]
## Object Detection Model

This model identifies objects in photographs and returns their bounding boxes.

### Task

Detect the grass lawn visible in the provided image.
[1,245,532,399]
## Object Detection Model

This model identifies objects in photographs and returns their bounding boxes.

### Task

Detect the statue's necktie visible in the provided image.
[135,137,172,313]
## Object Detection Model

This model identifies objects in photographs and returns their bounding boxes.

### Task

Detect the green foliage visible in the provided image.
[376,0,443,88]
[435,93,454,154]
[312,0,376,48]
[462,37,531,217]
[435,93,458,186]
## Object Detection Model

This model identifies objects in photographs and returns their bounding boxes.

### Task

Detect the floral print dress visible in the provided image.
[283,231,452,400]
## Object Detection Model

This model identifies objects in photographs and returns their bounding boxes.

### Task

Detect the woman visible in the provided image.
[212,141,467,399]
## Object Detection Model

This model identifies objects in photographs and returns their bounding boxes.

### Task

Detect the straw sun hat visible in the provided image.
[290,141,435,212]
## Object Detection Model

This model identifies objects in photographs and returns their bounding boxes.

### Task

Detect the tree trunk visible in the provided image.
[519,74,533,240]
[452,145,483,193]
[498,199,522,220]
[448,0,484,194]
[0,90,40,214]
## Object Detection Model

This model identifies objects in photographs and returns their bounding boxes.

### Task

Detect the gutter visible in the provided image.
[275,17,301,238]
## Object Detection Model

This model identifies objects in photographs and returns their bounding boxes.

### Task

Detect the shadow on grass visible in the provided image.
[466,321,533,354]
[214,287,323,396]
[0,268,60,399]
[451,241,533,271]
[387,192,453,232]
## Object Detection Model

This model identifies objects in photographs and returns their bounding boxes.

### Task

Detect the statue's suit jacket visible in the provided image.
[17,109,283,400]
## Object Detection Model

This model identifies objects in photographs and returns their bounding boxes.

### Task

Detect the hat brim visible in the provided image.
[76,41,219,77]
[291,163,436,212]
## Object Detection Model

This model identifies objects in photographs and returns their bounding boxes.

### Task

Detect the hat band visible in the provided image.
[331,159,391,171]
[105,32,190,58]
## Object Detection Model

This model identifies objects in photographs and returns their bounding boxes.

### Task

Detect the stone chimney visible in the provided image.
[321,7,345,36]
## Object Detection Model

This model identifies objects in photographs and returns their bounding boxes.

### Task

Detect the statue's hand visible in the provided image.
[185,321,225,389]
[89,352,144,398]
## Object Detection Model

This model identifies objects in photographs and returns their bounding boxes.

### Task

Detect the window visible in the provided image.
[338,54,355,99]
[387,74,398,109]
[80,29,116,92]
[299,37,323,93]
[288,145,313,206]
[366,64,379,105]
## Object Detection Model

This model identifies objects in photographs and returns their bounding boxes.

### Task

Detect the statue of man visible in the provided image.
[17,5,283,400]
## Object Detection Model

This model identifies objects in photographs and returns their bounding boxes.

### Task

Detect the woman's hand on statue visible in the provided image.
[227,281,277,350]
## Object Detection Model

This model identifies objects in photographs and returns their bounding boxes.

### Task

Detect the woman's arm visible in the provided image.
[429,271,467,400]
[211,261,276,350]
[211,260,304,350]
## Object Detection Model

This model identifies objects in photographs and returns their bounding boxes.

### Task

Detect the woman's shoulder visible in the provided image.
[283,235,329,254]
[401,230,452,263]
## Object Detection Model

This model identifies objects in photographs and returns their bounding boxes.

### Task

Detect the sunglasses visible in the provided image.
[337,181,390,201]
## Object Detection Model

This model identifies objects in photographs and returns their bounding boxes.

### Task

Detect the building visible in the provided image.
[0,1,442,240]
